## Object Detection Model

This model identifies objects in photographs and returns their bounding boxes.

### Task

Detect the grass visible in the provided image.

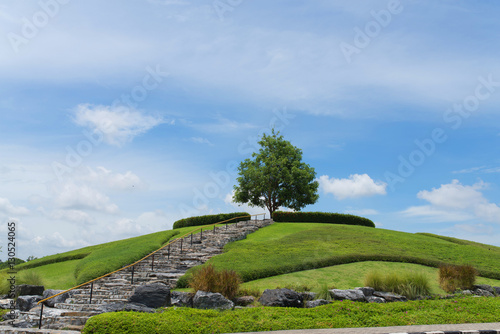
[177,223,500,286]
[364,270,431,299]
[237,262,500,296]
[82,296,500,334]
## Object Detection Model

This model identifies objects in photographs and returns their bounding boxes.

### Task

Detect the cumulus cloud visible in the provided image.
[49,182,119,214]
[319,174,387,200]
[0,197,29,215]
[84,166,145,190]
[50,209,94,225]
[402,180,500,224]
[73,104,165,146]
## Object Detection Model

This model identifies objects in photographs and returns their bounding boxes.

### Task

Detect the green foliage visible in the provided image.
[233,129,319,215]
[17,270,45,286]
[173,212,250,229]
[189,264,242,299]
[315,283,334,301]
[177,223,500,286]
[15,253,89,271]
[364,270,431,299]
[82,297,500,334]
[0,258,25,270]
[273,211,375,227]
[439,264,477,293]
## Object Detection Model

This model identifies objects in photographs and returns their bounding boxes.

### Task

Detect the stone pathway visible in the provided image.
[14,219,273,331]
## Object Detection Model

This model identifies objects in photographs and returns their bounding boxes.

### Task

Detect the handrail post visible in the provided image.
[200,228,203,241]
[131,265,135,285]
[38,303,44,329]
[180,238,183,254]
[151,254,155,271]
[89,282,94,304]
[168,244,170,259]
[213,224,216,234]
[191,233,193,246]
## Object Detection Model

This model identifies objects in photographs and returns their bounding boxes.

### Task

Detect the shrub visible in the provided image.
[439,264,477,293]
[237,287,261,298]
[272,211,375,227]
[314,283,334,301]
[364,270,431,299]
[189,264,242,300]
[173,212,251,229]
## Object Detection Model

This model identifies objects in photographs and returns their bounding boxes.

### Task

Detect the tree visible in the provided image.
[233,130,319,216]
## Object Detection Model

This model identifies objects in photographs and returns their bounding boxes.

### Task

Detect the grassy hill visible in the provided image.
[3,221,500,294]
[175,222,500,287]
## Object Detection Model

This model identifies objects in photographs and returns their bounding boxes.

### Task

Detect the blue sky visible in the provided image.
[1,0,500,260]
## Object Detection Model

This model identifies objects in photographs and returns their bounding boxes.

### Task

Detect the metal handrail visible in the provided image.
[36,213,266,327]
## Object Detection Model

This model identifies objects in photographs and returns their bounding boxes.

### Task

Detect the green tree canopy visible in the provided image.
[233,130,319,215]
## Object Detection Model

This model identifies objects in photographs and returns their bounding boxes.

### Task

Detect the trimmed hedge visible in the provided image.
[272,211,375,228]
[173,212,251,229]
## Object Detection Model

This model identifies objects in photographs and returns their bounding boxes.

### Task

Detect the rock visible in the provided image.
[366,295,386,303]
[12,320,32,328]
[171,291,194,307]
[234,296,255,306]
[305,299,331,308]
[474,285,495,295]
[0,299,14,309]
[193,291,234,310]
[128,283,171,308]
[462,290,473,295]
[356,287,375,297]
[15,285,44,297]
[329,289,366,302]
[16,295,42,311]
[42,289,73,307]
[301,292,317,301]
[493,286,500,296]
[474,289,495,297]
[97,302,155,314]
[258,288,303,308]
[373,291,407,302]
[2,309,19,321]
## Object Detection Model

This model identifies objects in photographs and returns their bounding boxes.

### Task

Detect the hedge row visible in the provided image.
[272,211,375,228]
[173,212,251,229]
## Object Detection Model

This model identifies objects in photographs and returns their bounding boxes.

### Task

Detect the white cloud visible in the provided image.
[30,232,89,250]
[50,209,94,225]
[0,197,29,215]
[84,166,145,190]
[402,180,500,224]
[73,104,165,146]
[189,137,214,146]
[49,182,119,214]
[319,174,387,200]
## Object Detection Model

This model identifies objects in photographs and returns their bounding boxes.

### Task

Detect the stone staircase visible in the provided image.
[17,219,272,331]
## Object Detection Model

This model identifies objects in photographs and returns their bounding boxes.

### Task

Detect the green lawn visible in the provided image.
[82,296,500,334]
[177,223,500,286]
[240,261,500,295]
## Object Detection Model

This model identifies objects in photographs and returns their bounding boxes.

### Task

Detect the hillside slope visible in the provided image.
[177,222,500,286]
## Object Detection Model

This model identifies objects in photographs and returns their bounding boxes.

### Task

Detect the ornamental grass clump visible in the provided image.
[364,270,431,299]
[439,264,477,293]
[189,264,242,300]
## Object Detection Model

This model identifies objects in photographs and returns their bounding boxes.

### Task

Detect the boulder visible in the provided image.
[16,295,42,311]
[373,291,407,302]
[97,302,155,314]
[366,295,386,303]
[329,289,366,302]
[42,289,73,307]
[493,286,500,296]
[15,285,44,297]
[193,291,234,310]
[2,309,19,321]
[301,292,317,301]
[0,299,14,310]
[305,299,331,308]
[474,285,495,295]
[356,287,375,297]
[474,289,495,297]
[128,283,171,308]
[234,296,255,307]
[258,288,303,308]
[171,291,194,307]
[462,290,473,295]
